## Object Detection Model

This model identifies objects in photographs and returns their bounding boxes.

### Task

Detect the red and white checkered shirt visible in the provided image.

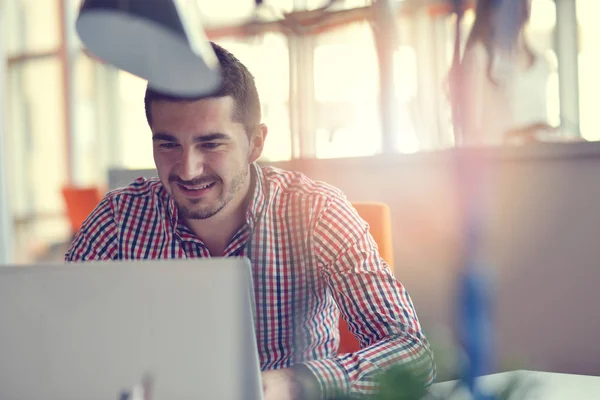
[66,163,434,397]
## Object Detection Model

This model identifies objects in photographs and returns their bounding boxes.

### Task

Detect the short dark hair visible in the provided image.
[144,42,261,137]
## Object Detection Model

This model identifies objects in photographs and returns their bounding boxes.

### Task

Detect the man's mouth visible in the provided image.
[177,181,217,197]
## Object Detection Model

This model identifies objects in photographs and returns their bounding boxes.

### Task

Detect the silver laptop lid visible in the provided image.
[0,258,263,400]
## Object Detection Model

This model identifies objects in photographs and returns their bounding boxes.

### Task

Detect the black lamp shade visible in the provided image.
[76,0,222,96]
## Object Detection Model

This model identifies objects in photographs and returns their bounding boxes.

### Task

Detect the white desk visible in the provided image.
[429,370,600,400]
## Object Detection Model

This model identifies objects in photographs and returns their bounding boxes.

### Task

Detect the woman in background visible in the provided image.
[458,0,555,146]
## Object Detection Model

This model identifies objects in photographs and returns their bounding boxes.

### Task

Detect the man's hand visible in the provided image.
[261,368,301,400]
[262,366,321,400]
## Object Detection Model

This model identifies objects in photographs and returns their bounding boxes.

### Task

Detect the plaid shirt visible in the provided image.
[66,163,434,397]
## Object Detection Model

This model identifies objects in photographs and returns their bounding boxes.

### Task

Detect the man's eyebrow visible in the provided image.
[151,132,231,142]
[152,133,178,142]
[192,133,231,142]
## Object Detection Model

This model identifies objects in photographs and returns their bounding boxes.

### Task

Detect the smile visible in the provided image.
[177,181,217,197]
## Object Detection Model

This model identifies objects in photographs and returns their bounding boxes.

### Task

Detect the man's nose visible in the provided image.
[178,148,204,181]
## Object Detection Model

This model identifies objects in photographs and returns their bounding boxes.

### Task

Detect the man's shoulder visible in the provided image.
[99,177,166,216]
[105,177,165,202]
[259,165,345,201]
[66,178,166,261]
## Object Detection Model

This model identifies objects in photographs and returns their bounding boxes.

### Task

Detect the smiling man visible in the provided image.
[66,43,435,400]
[148,94,265,256]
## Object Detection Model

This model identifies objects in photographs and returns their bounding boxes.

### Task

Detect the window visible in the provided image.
[195,0,262,27]
[577,0,600,141]
[391,46,419,153]
[72,52,102,185]
[7,58,70,243]
[313,22,381,158]
[215,34,292,162]
[6,0,60,55]
[118,71,155,169]
[528,0,560,129]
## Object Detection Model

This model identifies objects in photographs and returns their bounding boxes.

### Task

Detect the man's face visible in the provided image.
[151,96,264,220]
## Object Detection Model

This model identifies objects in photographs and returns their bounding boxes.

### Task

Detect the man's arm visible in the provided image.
[303,195,435,398]
[65,196,119,262]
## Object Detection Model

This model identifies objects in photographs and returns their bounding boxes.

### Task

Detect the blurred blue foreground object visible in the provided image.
[449,0,497,398]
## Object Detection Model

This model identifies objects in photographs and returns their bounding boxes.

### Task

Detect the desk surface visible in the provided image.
[429,370,600,400]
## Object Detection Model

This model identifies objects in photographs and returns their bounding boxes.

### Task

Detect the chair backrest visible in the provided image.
[338,201,394,354]
[61,186,103,235]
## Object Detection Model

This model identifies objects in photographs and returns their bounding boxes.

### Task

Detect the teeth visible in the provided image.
[183,182,212,190]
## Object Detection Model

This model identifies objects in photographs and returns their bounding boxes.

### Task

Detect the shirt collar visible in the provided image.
[245,162,266,229]
[163,162,266,231]
[164,186,180,229]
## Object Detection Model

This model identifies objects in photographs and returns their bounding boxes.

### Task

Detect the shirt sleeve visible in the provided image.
[304,195,435,398]
[64,196,119,262]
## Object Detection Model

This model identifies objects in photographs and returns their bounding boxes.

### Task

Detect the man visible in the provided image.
[66,42,435,399]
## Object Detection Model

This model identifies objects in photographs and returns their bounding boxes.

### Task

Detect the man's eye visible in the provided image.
[202,143,222,149]
[159,143,179,149]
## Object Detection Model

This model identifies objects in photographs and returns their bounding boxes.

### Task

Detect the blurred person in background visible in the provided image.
[456,0,555,146]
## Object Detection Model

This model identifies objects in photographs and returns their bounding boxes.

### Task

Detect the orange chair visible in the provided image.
[61,186,103,236]
[337,202,395,354]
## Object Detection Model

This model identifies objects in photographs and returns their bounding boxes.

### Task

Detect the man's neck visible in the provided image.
[184,173,254,256]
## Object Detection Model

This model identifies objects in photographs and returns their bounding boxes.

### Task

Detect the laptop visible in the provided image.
[0,258,263,400]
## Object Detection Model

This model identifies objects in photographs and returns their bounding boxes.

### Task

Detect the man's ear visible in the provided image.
[248,123,268,163]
